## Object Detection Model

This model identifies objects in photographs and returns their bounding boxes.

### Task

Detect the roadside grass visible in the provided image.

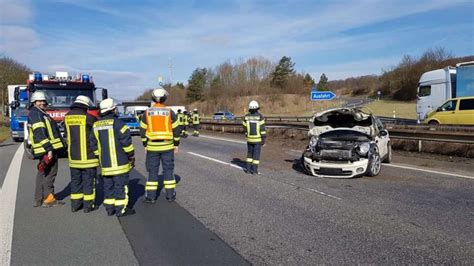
[364,100,417,119]
[0,126,10,143]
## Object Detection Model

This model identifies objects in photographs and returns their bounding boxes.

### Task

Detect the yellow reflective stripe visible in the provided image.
[116,186,129,215]
[101,164,131,176]
[108,128,117,167]
[164,184,176,189]
[174,137,180,142]
[145,141,174,151]
[259,120,265,125]
[33,147,46,154]
[123,144,134,153]
[146,186,158,190]
[80,123,87,161]
[246,158,253,162]
[84,193,95,201]
[261,131,266,135]
[140,121,147,129]
[31,122,46,130]
[104,198,115,205]
[33,138,50,147]
[141,138,147,142]
[69,159,99,168]
[93,150,99,156]
[70,193,84,200]
[172,119,180,128]
[115,199,126,206]
[253,160,260,165]
[44,119,54,140]
[120,125,128,134]
[247,138,262,143]
[146,181,159,186]
[163,180,176,185]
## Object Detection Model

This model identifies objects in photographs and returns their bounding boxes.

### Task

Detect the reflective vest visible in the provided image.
[64,106,99,168]
[177,113,185,126]
[192,113,200,125]
[27,106,64,156]
[145,106,173,140]
[91,114,134,176]
[242,112,266,143]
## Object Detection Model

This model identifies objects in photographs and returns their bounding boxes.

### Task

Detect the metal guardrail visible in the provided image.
[200,119,474,144]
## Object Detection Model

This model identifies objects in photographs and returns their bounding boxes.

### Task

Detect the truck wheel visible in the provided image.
[366,151,381,177]
[23,140,35,160]
[12,137,21,142]
[382,142,392,163]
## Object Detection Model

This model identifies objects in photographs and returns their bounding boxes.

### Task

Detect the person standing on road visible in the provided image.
[177,109,187,137]
[140,87,181,204]
[91,98,136,217]
[191,108,200,137]
[27,91,66,207]
[182,110,189,137]
[64,96,99,213]
[242,100,266,175]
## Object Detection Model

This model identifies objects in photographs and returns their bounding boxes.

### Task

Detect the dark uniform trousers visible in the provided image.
[103,173,130,216]
[35,154,58,202]
[145,150,176,199]
[70,167,97,209]
[246,143,262,173]
[192,124,200,136]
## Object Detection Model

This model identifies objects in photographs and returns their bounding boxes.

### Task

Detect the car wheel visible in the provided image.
[366,151,381,177]
[428,120,439,125]
[24,140,35,160]
[382,142,392,163]
[299,155,312,176]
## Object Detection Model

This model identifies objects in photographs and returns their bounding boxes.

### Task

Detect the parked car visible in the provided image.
[213,111,234,120]
[118,115,140,135]
[423,96,474,125]
[301,108,391,178]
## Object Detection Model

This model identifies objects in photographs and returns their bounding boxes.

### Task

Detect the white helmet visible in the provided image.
[74,95,93,107]
[193,108,198,112]
[31,91,47,103]
[152,87,169,103]
[99,98,116,113]
[249,100,259,110]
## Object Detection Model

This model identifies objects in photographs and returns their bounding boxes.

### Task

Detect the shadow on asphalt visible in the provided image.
[231,158,247,169]
[0,143,17,148]
[55,182,70,201]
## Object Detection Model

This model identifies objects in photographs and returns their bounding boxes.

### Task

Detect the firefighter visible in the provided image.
[64,95,99,213]
[28,91,66,207]
[182,110,189,137]
[242,100,266,175]
[140,88,181,204]
[191,108,200,136]
[91,98,136,217]
[177,109,187,137]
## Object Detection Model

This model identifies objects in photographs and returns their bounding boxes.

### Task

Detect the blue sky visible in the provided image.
[1,0,473,100]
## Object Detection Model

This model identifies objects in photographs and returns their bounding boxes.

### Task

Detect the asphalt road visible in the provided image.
[1,133,473,265]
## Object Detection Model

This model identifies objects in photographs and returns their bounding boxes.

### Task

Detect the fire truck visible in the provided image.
[10,71,108,158]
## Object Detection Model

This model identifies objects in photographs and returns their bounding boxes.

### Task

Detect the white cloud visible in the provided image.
[0,0,32,24]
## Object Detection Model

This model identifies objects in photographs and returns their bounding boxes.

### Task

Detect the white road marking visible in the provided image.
[384,163,474,180]
[199,134,246,144]
[187,151,341,200]
[0,145,24,265]
[187,152,244,170]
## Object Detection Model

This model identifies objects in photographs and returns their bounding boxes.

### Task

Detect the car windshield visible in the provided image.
[13,107,29,117]
[120,117,138,123]
[42,89,95,108]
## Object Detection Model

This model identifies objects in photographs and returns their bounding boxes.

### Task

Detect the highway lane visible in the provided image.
[2,133,473,264]
[0,139,20,189]
[5,138,248,265]
[175,134,473,264]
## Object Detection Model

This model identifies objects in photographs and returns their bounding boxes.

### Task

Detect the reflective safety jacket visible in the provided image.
[192,112,200,125]
[140,103,181,152]
[177,112,186,126]
[91,113,134,176]
[64,104,99,168]
[242,111,266,143]
[27,106,65,157]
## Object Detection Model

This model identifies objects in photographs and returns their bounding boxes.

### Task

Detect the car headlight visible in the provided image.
[357,142,370,156]
[309,136,318,148]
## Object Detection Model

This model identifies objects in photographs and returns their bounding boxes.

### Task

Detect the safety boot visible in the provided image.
[166,191,176,202]
[117,208,136,217]
[71,203,83,212]
[142,197,156,204]
[42,193,65,208]
[33,200,42,207]
[84,204,99,213]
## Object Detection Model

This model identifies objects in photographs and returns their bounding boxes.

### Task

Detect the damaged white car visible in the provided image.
[301,108,391,178]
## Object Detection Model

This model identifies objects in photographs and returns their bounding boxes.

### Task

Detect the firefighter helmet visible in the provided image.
[152,87,169,103]
[193,108,198,112]
[249,100,259,110]
[99,98,116,113]
[74,95,93,107]
[31,91,48,103]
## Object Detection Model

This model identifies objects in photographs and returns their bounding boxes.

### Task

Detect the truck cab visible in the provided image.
[8,85,28,142]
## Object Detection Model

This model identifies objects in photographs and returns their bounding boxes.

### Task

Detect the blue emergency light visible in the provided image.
[82,74,90,83]
[34,72,42,81]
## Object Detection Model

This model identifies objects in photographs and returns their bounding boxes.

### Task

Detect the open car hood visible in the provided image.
[308,108,376,137]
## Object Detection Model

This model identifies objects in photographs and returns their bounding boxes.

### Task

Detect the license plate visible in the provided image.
[319,168,343,175]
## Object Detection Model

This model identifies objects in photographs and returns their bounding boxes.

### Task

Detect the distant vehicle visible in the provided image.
[213,111,234,120]
[168,106,187,114]
[423,96,474,125]
[8,85,28,142]
[417,61,474,121]
[301,108,391,178]
[125,105,148,117]
[118,115,140,135]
